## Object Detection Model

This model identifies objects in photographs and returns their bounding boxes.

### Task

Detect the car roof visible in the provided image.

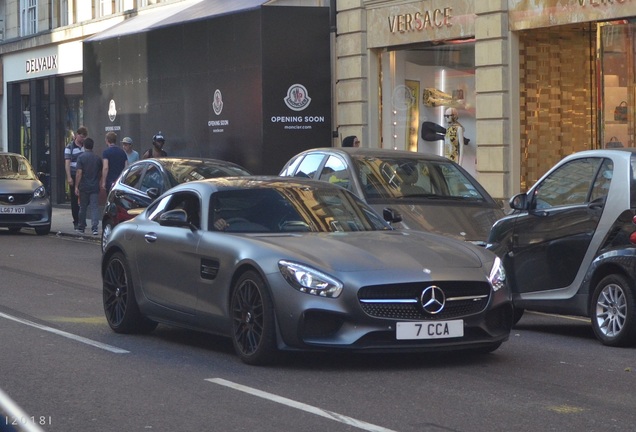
[295,147,451,162]
[167,175,349,193]
[134,156,248,169]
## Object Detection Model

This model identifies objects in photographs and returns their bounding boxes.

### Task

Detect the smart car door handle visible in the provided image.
[144,233,157,242]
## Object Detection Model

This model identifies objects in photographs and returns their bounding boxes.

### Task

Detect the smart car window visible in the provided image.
[590,159,613,204]
[140,166,164,192]
[533,158,602,209]
[294,153,325,178]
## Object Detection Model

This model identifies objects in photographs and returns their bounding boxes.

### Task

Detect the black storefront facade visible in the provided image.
[83,1,332,177]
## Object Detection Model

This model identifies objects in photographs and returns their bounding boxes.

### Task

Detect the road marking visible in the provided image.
[0,312,129,354]
[206,378,397,432]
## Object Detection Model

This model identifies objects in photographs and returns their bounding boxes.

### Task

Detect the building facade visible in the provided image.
[0,0,175,204]
[335,0,636,201]
[4,0,636,205]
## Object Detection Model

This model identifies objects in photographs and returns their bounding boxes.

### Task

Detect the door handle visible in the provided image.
[144,233,157,242]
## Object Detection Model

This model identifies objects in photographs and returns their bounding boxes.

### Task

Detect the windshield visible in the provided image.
[0,154,38,180]
[352,155,486,201]
[209,185,391,233]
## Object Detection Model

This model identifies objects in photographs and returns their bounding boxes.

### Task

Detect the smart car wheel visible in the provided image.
[591,274,636,347]
[103,252,157,334]
[230,270,277,365]
[101,221,113,253]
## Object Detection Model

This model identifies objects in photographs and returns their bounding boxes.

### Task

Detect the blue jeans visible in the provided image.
[78,190,100,231]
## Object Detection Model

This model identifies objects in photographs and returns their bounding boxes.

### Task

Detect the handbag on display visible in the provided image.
[614,101,628,123]
[605,136,624,149]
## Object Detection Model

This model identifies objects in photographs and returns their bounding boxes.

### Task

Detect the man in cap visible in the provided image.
[143,132,168,159]
[122,137,139,164]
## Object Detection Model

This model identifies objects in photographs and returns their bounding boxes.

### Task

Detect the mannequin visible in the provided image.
[443,108,465,165]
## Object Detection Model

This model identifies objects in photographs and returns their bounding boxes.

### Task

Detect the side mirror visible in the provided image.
[509,193,528,211]
[383,207,402,224]
[158,209,190,227]
[146,187,160,200]
[158,209,198,231]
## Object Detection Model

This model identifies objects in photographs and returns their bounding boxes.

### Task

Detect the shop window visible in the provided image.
[600,22,635,151]
[379,41,477,176]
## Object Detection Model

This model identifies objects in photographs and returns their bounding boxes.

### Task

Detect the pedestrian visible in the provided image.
[342,135,360,147]
[64,126,88,231]
[122,136,139,164]
[142,132,168,159]
[74,137,103,236]
[101,131,128,192]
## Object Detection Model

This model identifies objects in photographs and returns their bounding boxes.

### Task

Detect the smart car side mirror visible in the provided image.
[509,193,528,211]
[383,207,403,224]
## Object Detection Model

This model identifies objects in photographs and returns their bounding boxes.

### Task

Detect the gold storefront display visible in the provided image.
[519,24,597,191]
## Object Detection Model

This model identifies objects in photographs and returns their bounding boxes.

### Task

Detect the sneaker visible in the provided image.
[76,228,85,234]
[92,229,99,236]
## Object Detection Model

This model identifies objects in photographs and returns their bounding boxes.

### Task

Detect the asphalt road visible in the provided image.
[1,231,635,432]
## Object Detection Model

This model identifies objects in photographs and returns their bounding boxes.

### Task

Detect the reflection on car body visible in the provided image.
[487,149,636,347]
[102,176,513,365]
[100,157,250,251]
[0,152,51,236]
[280,148,504,244]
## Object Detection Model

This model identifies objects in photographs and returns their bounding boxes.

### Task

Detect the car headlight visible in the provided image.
[278,260,343,298]
[34,185,47,198]
[489,256,506,292]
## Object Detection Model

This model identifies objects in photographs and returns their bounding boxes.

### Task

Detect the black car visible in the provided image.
[101,157,250,251]
[0,152,51,235]
[280,148,504,244]
[487,149,636,347]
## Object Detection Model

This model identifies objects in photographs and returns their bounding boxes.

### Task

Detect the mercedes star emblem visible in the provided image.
[420,285,445,315]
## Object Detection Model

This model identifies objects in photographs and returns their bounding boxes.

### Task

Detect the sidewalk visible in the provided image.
[52,204,102,243]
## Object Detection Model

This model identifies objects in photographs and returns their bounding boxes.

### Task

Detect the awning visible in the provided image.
[88,0,268,41]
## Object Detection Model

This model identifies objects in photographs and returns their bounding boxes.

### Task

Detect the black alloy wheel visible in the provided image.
[103,252,157,334]
[591,274,636,347]
[230,270,277,365]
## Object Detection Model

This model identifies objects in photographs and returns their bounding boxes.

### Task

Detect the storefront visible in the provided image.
[83,1,332,176]
[365,1,479,176]
[510,0,636,191]
[2,41,84,204]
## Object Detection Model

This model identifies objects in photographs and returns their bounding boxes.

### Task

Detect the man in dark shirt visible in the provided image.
[75,138,103,235]
[64,126,87,230]
[101,131,128,191]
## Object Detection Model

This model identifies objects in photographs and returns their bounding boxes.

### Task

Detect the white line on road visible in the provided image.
[0,312,129,354]
[206,378,398,432]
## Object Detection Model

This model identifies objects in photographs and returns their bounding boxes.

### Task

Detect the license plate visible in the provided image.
[396,320,464,340]
[0,206,25,214]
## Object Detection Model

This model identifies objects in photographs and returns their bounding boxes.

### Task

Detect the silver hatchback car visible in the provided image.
[0,152,51,235]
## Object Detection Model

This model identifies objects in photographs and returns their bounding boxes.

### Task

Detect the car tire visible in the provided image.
[35,224,51,236]
[230,270,277,365]
[591,274,636,347]
[103,252,158,334]
[102,220,114,253]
